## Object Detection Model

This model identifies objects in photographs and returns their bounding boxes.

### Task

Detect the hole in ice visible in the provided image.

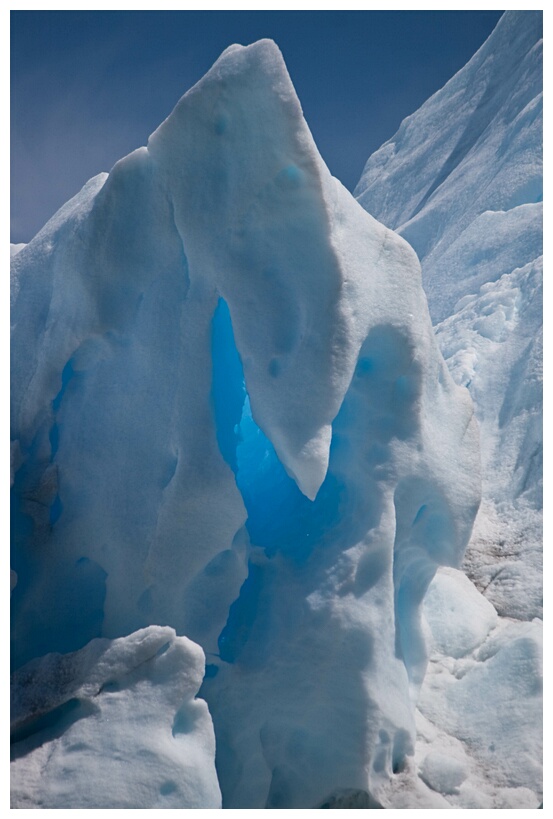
[160,781,178,796]
[392,728,412,773]
[204,663,219,679]
[211,298,344,664]
[235,395,342,561]
[212,298,342,561]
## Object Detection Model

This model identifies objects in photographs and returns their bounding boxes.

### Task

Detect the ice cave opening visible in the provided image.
[211,297,344,664]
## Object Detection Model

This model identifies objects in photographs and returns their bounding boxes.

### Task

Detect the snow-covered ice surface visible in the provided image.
[11,39,481,808]
[437,257,542,620]
[10,626,221,808]
[417,568,542,809]
[356,10,542,807]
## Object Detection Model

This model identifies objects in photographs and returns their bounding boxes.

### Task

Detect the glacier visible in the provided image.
[11,12,541,810]
[356,10,542,808]
[10,37,481,809]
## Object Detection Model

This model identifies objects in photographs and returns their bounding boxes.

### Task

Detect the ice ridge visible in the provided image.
[355,10,542,807]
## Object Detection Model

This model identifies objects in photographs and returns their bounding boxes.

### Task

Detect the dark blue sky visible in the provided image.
[11,10,503,243]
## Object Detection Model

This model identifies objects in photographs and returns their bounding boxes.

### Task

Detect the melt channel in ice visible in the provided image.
[11,39,480,808]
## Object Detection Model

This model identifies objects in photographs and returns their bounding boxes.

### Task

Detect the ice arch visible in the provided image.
[11,38,480,809]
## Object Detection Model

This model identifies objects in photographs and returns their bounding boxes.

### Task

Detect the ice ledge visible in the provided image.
[11,627,221,809]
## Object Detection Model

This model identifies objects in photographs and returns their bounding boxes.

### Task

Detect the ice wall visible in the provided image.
[355,11,542,322]
[11,39,480,808]
[355,10,542,621]
[355,12,542,806]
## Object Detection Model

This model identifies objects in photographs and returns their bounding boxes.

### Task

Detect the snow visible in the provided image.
[419,750,468,795]
[10,627,221,808]
[414,708,540,809]
[423,567,497,658]
[418,618,542,802]
[412,594,542,810]
[10,37,481,809]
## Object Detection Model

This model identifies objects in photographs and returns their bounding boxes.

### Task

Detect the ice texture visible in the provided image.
[437,258,542,620]
[10,626,221,808]
[356,10,542,807]
[355,11,542,320]
[418,618,542,804]
[355,12,542,621]
[11,39,480,808]
[423,567,498,659]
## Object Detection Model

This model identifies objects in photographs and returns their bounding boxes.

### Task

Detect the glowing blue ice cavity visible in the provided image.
[211,298,343,662]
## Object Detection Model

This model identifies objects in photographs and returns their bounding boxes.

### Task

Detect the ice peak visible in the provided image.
[147,35,353,500]
[12,35,481,810]
[198,37,291,87]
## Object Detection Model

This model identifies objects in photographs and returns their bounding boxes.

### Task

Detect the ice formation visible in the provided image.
[11,627,221,808]
[356,11,542,618]
[355,11,542,321]
[356,10,542,807]
[11,39,480,808]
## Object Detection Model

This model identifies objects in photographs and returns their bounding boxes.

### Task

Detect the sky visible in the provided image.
[10,9,504,244]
